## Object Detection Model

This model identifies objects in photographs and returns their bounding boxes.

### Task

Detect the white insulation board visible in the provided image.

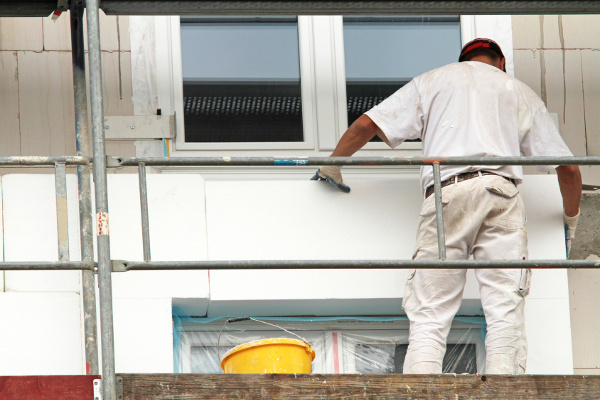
[1,174,209,312]
[205,175,569,315]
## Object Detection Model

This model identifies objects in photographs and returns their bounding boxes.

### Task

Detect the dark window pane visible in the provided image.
[355,343,396,373]
[356,343,477,374]
[181,17,303,142]
[183,82,302,142]
[442,343,478,374]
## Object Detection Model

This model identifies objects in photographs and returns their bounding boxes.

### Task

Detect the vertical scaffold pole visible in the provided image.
[432,163,447,260]
[138,162,151,261]
[54,161,69,261]
[86,0,116,398]
[70,0,99,376]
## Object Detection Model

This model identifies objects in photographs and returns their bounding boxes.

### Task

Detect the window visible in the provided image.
[343,16,462,141]
[165,15,465,155]
[152,15,514,156]
[180,16,303,143]
[176,319,485,374]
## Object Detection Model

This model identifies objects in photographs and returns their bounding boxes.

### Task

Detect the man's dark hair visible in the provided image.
[461,47,502,62]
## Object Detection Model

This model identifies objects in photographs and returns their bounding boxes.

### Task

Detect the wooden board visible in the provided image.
[18,51,76,157]
[0,375,99,400]
[42,10,71,51]
[120,374,600,400]
[513,49,542,97]
[43,11,130,51]
[581,50,600,157]
[102,51,135,116]
[511,16,541,50]
[0,51,20,157]
[542,49,587,157]
[83,9,120,51]
[119,16,131,52]
[0,17,43,50]
[540,15,562,49]
[562,15,600,49]
[580,50,600,185]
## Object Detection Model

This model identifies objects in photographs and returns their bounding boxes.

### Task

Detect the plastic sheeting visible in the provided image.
[173,309,486,374]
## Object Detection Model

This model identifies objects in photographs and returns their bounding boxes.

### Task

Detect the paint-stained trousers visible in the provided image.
[403,174,531,374]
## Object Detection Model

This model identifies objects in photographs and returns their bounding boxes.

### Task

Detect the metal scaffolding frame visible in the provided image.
[4,1,600,16]
[1,2,600,400]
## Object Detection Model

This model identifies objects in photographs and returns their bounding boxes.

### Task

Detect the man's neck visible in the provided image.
[468,56,503,71]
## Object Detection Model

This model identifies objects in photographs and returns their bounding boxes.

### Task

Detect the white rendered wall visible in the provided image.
[112,298,174,373]
[0,173,571,375]
[0,292,84,375]
[0,174,210,375]
[205,178,420,317]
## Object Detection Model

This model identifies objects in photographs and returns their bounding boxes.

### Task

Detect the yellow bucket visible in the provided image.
[220,338,316,374]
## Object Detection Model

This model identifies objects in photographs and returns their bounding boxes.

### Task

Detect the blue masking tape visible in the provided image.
[274,159,308,166]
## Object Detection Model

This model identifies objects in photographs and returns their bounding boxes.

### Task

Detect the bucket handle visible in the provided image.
[217,317,310,362]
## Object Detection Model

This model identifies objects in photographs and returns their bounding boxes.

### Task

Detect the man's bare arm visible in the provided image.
[311,115,386,192]
[330,115,385,157]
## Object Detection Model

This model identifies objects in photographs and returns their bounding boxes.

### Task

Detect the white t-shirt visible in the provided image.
[365,61,573,195]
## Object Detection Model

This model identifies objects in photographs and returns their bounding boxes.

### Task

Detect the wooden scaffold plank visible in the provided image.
[121,373,600,400]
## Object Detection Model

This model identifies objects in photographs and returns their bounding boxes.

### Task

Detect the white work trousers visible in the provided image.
[403,174,531,374]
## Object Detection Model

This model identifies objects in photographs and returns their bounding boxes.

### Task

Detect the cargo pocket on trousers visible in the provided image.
[485,179,519,199]
[518,268,532,297]
[485,179,524,230]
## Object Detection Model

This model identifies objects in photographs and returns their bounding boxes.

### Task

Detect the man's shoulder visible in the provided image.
[417,62,462,78]
[412,62,463,87]
[507,75,546,108]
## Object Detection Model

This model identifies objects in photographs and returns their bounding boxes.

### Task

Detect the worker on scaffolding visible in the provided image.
[313,38,582,374]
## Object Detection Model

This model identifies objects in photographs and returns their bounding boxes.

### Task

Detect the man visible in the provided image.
[312,38,582,374]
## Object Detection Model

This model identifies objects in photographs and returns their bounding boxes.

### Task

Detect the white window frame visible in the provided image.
[151,15,513,158]
[159,16,319,152]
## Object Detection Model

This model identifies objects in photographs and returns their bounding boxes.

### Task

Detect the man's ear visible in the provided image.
[501,57,506,72]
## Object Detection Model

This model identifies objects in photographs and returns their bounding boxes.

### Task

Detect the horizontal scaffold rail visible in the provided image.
[0,156,92,166]
[108,155,600,167]
[111,259,600,272]
[1,259,598,272]
[100,1,600,16]
[120,373,600,400]
[4,1,600,17]
[0,262,96,270]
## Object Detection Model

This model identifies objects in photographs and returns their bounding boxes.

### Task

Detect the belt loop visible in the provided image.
[477,171,482,177]
[454,175,458,184]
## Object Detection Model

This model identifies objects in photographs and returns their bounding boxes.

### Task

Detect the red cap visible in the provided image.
[459,38,505,62]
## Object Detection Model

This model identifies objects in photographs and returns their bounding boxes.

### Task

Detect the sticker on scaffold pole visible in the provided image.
[96,212,109,236]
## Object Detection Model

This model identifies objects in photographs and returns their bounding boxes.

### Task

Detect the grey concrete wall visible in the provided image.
[568,192,600,375]
[0,11,137,176]
[512,15,600,186]
[512,15,600,375]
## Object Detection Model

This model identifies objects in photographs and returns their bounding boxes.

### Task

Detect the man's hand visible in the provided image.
[564,210,580,257]
[311,166,350,193]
